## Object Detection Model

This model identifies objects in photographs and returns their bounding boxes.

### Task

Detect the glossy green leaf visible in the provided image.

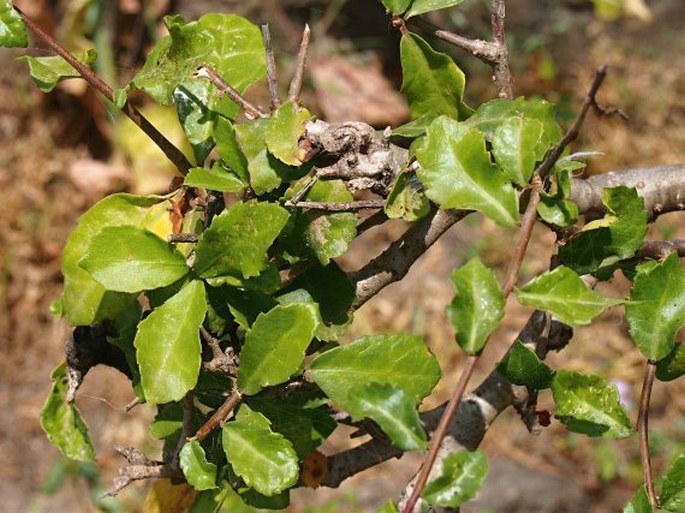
[281,179,357,265]
[0,0,27,47]
[496,340,555,389]
[516,266,621,325]
[656,343,685,382]
[214,117,249,183]
[626,253,685,361]
[184,163,245,193]
[551,370,633,439]
[401,33,471,121]
[194,201,289,280]
[310,333,441,409]
[661,454,685,511]
[385,171,430,221]
[18,49,97,92]
[134,280,206,404]
[447,257,505,355]
[173,82,223,164]
[78,225,188,293]
[622,486,652,513]
[222,405,299,496]
[381,0,411,14]
[131,14,265,106]
[415,117,519,227]
[180,440,218,491]
[405,0,465,18]
[560,186,648,276]
[266,102,313,166]
[238,303,319,395]
[491,116,545,186]
[347,382,427,450]
[40,363,95,462]
[422,451,488,508]
[61,194,174,326]
[391,115,432,138]
[537,161,581,226]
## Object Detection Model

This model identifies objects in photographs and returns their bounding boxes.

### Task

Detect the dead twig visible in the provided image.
[288,24,311,102]
[261,24,281,110]
[285,200,386,212]
[194,64,267,119]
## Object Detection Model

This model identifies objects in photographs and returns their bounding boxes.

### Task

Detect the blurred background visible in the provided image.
[1,1,684,511]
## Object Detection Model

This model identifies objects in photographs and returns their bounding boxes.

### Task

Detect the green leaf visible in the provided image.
[491,116,545,186]
[180,440,218,491]
[551,370,633,439]
[447,257,505,355]
[184,163,246,193]
[656,343,685,382]
[214,117,249,183]
[222,405,299,496]
[537,161,580,226]
[560,186,648,277]
[131,14,265,106]
[194,201,289,280]
[415,117,519,227]
[0,0,27,47]
[310,333,441,410]
[266,102,313,166]
[18,49,97,92]
[626,253,685,361]
[347,382,427,451]
[222,286,277,330]
[422,451,488,508]
[516,266,621,325]
[622,486,653,513]
[381,0,412,14]
[496,340,555,389]
[400,33,471,121]
[405,0,466,18]
[385,171,430,221]
[78,225,188,293]
[61,194,174,325]
[281,179,357,265]
[238,303,319,395]
[661,454,685,511]
[391,115,432,138]
[134,280,207,404]
[40,363,96,462]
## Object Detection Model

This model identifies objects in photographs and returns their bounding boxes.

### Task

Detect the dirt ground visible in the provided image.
[1,1,684,512]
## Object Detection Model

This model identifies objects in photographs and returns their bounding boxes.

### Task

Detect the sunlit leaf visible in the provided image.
[184,163,246,193]
[144,478,198,513]
[0,0,27,48]
[266,102,313,166]
[551,370,633,439]
[180,440,218,491]
[491,116,545,186]
[415,117,519,227]
[622,486,653,513]
[661,454,685,512]
[385,171,430,221]
[422,451,488,508]
[18,49,97,92]
[626,253,685,360]
[381,0,412,14]
[496,340,555,389]
[134,280,206,404]
[516,266,621,325]
[405,0,465,18]
[40,363,95,462]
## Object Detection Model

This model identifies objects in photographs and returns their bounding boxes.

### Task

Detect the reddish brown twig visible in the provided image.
[193,388,242,443]
[638,360,658,510]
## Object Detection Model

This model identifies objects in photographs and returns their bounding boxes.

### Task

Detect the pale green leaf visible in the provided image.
[194,201,289,280]
[381,0,412,14]
[661,454,685,512]
[447,257,505,355]
[134,280,206,404]
[184,162,246,193]
[385,171,430,221]
[491,116,545,186]
[626,253,685,361]
[238,303,319,395]
[310,333,441,409]
[214,117,249,183]
[516,266,621,325]
[415,117,519,227]
[422,451,488,508]
[78,225,189,293]
[551,370,633,439]
[401,33,471,121]
[347,382,427,451]
[18,49,97,92]
[622,486,653,513]
[40,363,95,462]
[0,0,27,47]
[266,102,313,166]
[496,340,555,389]
[406,0,465,18]
[180,440,218,491]
[222,405,299,496]
[656,343,685,382]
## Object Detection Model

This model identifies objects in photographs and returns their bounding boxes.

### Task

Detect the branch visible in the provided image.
[16,8,193,175]
[638,360,658,510]
[288,24,311,102]
[106,446,182,497]
[194,64,267,119]
[193,388,242,443]
[286,200,386,212]
[261,24,281,110]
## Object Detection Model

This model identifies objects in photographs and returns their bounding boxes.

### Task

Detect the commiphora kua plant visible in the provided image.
[3,0,685,511]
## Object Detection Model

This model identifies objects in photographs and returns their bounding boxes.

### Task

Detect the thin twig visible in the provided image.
[261,24,281,110]
[194,64,267,119]
[286,200,386,212]
[168,233,199,243]
[288,24,311,102]
[193,388,242,443]
[638,239,685,259]
[401,355,479,513]
[200,326,224,360]
[638,360,658,511]
[490,0,513,99]
[16,7,193,175]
